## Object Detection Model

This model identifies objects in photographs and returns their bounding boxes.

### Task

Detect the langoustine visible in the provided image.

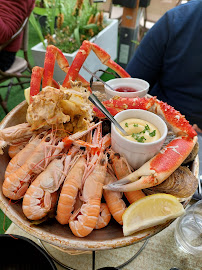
[103,172,126,225]
[2,133,64,200]
[103,151,146,225]
[5,133,46,178]
[68,124,110,237]
[69,152,108,237]
[56,154,87,225]
[22,154,71,220]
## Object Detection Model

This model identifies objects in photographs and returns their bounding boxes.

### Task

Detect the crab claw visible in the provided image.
[104,136,197,192]
[103,178,132,191]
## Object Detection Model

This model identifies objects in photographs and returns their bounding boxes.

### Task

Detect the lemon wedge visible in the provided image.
[24,87,30,104]
[122,193,185,236]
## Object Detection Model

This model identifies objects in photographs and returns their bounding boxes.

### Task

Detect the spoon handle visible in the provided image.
[88,93,128,136]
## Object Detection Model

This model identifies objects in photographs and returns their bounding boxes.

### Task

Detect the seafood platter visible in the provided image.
[0,41,199,251]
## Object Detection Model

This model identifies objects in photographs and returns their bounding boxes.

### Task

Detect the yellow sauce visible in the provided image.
[118,118,161,143]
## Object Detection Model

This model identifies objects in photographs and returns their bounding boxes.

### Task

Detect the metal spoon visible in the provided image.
[88,93,128,136]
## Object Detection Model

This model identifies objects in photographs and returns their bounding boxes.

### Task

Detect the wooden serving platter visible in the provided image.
[0,85,199,251]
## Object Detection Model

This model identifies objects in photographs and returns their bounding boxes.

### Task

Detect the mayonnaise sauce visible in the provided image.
[118,118,161,143]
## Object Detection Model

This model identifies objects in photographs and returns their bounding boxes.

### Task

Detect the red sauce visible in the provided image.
[115,86,138,93]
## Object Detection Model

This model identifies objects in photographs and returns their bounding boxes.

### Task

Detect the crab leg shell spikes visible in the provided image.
[93,96,156,119]
[89,42,130,78]
[104,136,197,192]
[30,66,60,103]
[63,40,92,87]
[62,40,130,88]
[151,100,197,139]
[42,45,70,88]
[30,67,44,103]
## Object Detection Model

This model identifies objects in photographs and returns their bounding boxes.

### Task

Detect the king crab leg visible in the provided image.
[30,44,97,102]
[100,96,198,192]
[29,41,131,102]
[62,40,130,88]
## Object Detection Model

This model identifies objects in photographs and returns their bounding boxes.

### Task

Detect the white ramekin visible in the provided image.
[105,78,150,99]
[111,109,168,169]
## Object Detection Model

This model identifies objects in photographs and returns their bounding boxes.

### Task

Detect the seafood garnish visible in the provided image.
[26,84,93,133]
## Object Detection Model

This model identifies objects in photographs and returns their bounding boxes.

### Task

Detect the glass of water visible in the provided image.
[174,200,202,256]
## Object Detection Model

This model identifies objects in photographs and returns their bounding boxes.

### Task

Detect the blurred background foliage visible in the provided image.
[31,0,108,53]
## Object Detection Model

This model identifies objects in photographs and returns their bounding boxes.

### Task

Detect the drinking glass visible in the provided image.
[174,200,202,256]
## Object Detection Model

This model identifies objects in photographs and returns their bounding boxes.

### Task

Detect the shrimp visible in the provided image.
[69,153,108,237]
[2,133,64,200]
[5,133,46,178]
[8,140,29,158]
[0,123,46,155]
[56,154,87,225]
[95,203,111,229]
[103,172,126,225]
[23,155,70,220]
[0,123,32,144]
[109,152,146,204]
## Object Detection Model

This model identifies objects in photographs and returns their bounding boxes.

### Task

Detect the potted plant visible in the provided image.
[30,0,118,82]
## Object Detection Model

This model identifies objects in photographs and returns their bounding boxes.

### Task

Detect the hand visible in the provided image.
[193,124,202,133]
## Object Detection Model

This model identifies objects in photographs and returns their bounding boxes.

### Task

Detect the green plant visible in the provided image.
[30,0,108,53]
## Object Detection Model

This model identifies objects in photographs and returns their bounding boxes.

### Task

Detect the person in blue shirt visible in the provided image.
[126,0,202,132]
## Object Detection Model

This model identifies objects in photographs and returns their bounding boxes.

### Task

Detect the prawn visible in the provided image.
[56,154,87,225]
[0,123,46,155]
[69,153,107,237]
[109,152,146,204]
[3,133,64,200]
[8,140,29,158]
[23,154,70,220]
[103,172,126,225]
[5,133,46,178]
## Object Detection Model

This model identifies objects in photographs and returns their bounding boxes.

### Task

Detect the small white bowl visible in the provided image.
[105,78,150,99]
[111,109,168,169]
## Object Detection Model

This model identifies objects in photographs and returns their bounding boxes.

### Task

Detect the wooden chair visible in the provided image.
[137,0,185,43]
[94,0,123,21]
[0,17,32,114]
[144,0,183,25]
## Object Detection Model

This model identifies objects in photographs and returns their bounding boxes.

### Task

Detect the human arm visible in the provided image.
[0,0,35,50]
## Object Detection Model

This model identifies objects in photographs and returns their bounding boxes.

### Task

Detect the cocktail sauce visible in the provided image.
[115,86,138,93]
